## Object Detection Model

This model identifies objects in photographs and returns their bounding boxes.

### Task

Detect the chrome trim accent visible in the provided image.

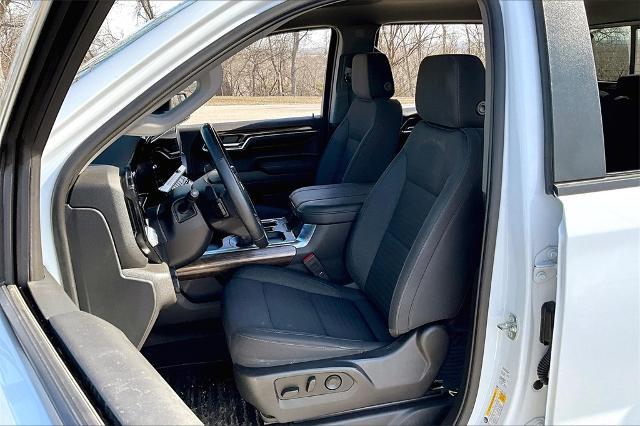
[221,128,318,151]
[293,223,315,249]
[202,223,316,257]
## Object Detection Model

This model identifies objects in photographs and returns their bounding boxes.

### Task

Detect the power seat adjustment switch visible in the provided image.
[306,376,316,393]
[325,375,342,390]
[275,373,354,400]
[280,386,299,399]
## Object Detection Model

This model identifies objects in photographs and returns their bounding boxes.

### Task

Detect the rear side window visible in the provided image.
[636,29,640,73]
[591,25,639,174]
[590,26,633,81]
[376,24,484,109]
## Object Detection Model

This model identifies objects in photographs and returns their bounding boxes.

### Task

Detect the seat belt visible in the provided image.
[303,253,330,280]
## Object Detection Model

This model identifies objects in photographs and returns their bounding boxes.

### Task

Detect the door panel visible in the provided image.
[548,186,640,424]
[179,116,326,209]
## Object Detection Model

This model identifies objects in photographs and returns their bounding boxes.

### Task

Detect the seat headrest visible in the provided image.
[416,54,485,128]
[352,52,395,100]
[616,75,639,99]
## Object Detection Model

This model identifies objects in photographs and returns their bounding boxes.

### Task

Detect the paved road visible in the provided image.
[184,104,322,124]
[183,102,417,125]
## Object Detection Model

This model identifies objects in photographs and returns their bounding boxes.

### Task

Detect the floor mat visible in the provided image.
[157,362,262,426]
[143,321,261,425]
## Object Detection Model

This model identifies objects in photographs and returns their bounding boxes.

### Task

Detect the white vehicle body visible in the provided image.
[41,0,281,283]
[19,0,638,424]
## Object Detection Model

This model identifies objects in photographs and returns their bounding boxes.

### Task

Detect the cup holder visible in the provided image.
[260,217,296,244]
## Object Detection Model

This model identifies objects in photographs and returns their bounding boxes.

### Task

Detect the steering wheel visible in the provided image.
[200,124,268,248]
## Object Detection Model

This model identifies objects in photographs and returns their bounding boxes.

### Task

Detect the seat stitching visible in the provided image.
[385,228,410,250]
[260,282,274,329]
[239,275,341,296]
[246,328,379,343]
[405,177,437,197]
[237,334,353,350]
[352,301,378,341]
[309,294,329,336]
[235,331,378,351]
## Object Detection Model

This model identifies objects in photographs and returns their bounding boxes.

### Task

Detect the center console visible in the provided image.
[289,183,373,225]
[176,183,374,281]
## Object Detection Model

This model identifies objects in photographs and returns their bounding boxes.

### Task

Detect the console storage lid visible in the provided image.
[290,183,373,224]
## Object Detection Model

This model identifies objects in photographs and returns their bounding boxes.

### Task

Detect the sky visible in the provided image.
[100,1,183,42]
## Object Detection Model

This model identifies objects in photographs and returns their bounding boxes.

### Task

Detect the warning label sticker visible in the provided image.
[483,367,510,424]
[484,386,507,424]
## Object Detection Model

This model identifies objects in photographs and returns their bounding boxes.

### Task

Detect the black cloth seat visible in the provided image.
[223,265,392,367]
[256,52,402,218]
[224,54,485,368]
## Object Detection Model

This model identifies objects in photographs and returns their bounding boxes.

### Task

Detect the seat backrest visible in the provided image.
[315,52,402,185]
[346,54,485,337]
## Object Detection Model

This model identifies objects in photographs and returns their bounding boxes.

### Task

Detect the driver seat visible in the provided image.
[223,54,485,423]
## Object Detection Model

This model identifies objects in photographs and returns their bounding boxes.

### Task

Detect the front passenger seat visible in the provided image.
[224,54,485,423]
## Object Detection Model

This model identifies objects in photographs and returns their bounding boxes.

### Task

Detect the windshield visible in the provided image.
[76,0,187,79]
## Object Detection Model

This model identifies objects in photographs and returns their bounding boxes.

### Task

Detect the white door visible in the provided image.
[548,187,640,424]
[537,1,640,424]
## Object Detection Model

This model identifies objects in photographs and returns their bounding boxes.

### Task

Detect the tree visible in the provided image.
[136,0,155,22]
[377,24,485,98]
[0,0,32,89]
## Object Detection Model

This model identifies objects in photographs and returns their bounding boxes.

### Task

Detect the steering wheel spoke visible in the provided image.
[200,124,268,248]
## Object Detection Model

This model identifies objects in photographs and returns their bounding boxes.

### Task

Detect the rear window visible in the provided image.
[590,25,639,173]
[590,26,633,81]
[376,24,485,109]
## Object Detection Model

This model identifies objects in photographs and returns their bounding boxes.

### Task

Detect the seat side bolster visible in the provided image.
[389,128,483,336]
[229,327,386,368]
[346,151,407,291]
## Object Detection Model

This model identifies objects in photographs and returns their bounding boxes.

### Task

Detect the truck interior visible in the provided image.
[22,0,638,424]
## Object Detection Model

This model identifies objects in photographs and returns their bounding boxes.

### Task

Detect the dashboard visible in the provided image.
[93,129,216,211]
[91,129,224,267]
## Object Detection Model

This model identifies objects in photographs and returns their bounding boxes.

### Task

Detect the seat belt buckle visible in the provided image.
[303,253,329,280]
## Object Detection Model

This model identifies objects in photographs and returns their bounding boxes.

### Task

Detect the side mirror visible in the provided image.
[129,65,222,136]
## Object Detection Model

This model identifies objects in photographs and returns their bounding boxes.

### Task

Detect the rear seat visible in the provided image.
[601,74,639,172]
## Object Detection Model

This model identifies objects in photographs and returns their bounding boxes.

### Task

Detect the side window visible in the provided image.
[80,1,184,74]
[591,25,639,174]
[590,26,632,81]
[376,24,484,109]
[187,28,332,125]
[635,29,640,75]
[0,1,37,97]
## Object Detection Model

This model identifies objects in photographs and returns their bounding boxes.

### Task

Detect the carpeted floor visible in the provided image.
[142,320,261,426]
[157,362,262,426]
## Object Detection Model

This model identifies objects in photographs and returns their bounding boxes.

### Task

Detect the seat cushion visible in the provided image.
[223,265,392,368]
